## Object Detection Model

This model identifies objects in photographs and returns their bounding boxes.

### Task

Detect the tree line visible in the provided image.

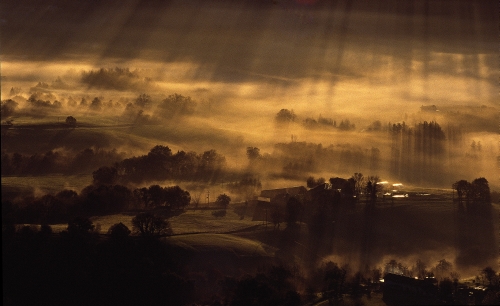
[1,147,125,176]
[3,181,191,225]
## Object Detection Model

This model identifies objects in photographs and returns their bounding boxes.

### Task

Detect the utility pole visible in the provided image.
[265,208,267,230]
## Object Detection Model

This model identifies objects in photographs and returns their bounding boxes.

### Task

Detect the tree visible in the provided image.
[481,267,496,286]
[158,93,196,118]
[89,97,102,110]
[164,186,191,211]
[415,259,428,279]
[108,222,131,240]
[66,217,96,239]
[275,109,296,123]
[215,193,231,209]
[65,116,77,126]
[434,259,452,280]
[471,177,491,204]
[351,173,365,201]
[1,99,19,118]
[365,176,381,203]
[452,180,470,203]
[92,166,118,185]
[246,147,260,161]
[135,93,152,108]
[132,212,171,237]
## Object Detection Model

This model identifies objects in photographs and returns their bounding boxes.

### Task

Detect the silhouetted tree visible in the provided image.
[481,267,496,286]
[215,194,231,209]
[365,176,381,203]
[108,222,131,240]
[434,259,452,280]
[471,177,491,204]
[92,166,118,185]
[415,259,428,279]
[65,217,96,241]
[65,116,77,126]
[351,173,365,201]
[132,212,171,237]
[164,185,191,211]
[452,180,470,203]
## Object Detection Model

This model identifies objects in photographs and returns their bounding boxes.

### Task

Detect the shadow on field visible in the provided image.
[455,202,497,271]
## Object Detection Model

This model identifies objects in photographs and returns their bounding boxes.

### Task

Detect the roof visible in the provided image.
[259,186,307,199]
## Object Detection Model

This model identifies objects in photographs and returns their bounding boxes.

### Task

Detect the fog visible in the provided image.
[1,0,498,286]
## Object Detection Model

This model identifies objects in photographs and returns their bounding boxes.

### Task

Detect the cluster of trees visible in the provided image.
[81,67,153,91]
[3,182,191,225]
[122,93,197,124]
[1,147,125,176]
[108,145,227,184]
[247,142,381,179]
[452,177,491,204]
[3,89,197,126]
[133,185,191,211]
[276,109,357,131]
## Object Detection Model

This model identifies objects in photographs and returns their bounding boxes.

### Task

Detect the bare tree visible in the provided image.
[132,212,171,237]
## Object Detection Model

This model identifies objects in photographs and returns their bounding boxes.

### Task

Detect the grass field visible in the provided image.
[2,174,93,195]
[45,206,263,235]
[165,233,276,257]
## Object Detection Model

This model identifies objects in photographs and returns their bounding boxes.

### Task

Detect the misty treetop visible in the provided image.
[1,99,19,118]
[275,109,296,123]
[81,67,155,91]
[158,93,197,118]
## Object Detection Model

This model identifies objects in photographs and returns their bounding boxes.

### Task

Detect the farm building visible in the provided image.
[252,186,307,222]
